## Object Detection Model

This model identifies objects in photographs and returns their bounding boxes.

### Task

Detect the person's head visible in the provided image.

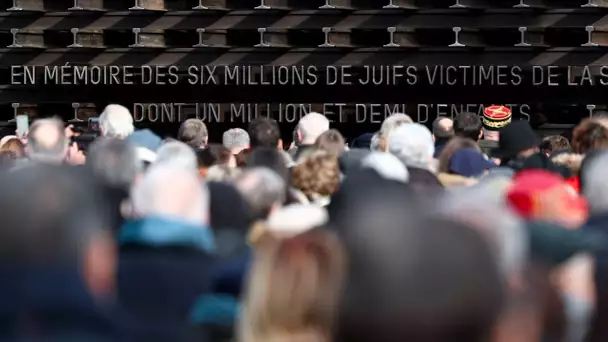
[454,112,483,141]
[540,135,570,156]
[0,137,25,159]
[247,147,289,182]
[388,123,435,170]
[297,112,330,145]
[314,129,345,156]
[440,179,527,283]
[26,118,68,164]
[154,140,198,171]
[177,119,208,149]
[223,128,250,155]
[437,137,481,173]
[195,144,233,178]
[377,114,413,152]
[235,167,286,221]
[432,117,454,141]
[291,150,341,199]
[336,210,503,342]
[507,170,588,228]
[86,138,142,192]
[360,152,409,183]
[240,227,344,342]
[0,165,116,297]
[572,117,608,154]
[130,163,209,225]
[248,117,281,149]
[99,104,134,138]
[580,151,608,215]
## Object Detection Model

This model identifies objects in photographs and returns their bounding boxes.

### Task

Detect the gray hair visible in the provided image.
[131,163,209,225]
[432,117,454,139]
[439,179,528,278]
[379,113,413,139]
[178,119,208,149]
[581,152,608,214]
[154,141,198,170]
[388,123,434,169]
[223,128,250,151]
[235,167,286,220]
[26,118,68,163]
[297,112,330,144]
[86,138,142,191]
[361,152,409,183]
[99,104,134,138]
[206,164,242,182]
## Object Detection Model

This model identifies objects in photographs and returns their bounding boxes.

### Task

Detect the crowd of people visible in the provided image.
[2,102,608,342]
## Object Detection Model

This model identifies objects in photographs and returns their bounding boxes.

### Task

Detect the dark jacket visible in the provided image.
[433,138,450,158]
[0,266,128,342]
[291,144,315,161]
[407,166,444,197]
[584,213,608,342]
[118,217,216,342]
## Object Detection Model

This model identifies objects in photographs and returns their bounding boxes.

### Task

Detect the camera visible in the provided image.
[70,117,100,153]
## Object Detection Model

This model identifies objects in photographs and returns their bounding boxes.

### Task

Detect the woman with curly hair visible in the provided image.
[291,150,340,207]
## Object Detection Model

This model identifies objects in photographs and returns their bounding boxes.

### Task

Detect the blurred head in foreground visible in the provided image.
[0,165,115,297]
[240,206,344,342]
[334,186,503,342]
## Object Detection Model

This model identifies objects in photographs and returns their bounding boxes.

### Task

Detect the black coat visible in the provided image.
[118,217,216,342]
[0,266,128,342]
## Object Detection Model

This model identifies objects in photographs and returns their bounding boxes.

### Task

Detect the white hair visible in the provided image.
[131,163,209,225]
[440,178,528,278]
[388,123,434,169]
[297,112,330,144]
[99,104,135,138]
[361,152,409,183]
[153,141,197,170]
[26,118,67,163]
[379,113,413,138]
[370,133,380,151]
[223,128,250,150]
[581,152,608,214]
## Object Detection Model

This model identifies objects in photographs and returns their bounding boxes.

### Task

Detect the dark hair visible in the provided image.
[248,147,288,182]
[177,119,208,148]
[437,137,481,173]
[454,112,483,141]
[539,135,570,155]
[248,117,280,148]
[335,214,503,342]
[196,144,231,168]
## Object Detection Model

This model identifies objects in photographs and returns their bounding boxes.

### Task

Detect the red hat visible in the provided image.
[483,105,512,131]
[506,170,584,219]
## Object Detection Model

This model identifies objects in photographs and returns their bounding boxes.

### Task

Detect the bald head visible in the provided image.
[432,117,454,140]
[27,118,67,163]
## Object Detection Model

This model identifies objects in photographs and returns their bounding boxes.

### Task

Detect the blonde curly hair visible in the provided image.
[291,150,340,198]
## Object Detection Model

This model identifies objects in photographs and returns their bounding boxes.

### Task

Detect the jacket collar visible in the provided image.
[119,216,215,253]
